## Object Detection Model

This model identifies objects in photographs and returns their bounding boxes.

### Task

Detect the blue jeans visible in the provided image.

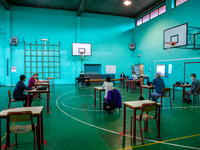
[151,91,162,101]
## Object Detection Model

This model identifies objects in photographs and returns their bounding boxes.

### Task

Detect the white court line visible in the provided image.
[56,91,200,150]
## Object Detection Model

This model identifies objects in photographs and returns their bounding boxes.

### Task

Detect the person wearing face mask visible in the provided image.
[120,72,126,83]
[132,72,138,80]
[78,71,85,86]
[150,73,165,102]
[185,74,200,103]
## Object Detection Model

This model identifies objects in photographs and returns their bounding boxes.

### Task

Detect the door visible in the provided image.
[135,65,140,76]
[140,64,144,75]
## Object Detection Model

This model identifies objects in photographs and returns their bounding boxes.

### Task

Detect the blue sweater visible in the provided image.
[13,81,32,98]
[152,77,165,94]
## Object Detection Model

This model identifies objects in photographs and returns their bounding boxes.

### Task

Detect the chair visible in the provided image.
[130,103,161,144]
[8,90,24,108]
[156,88,171,108]
[192,87,200,106]
[5,111,38,150]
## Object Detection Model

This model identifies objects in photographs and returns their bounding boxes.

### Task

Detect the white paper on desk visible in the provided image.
[11,66,16,72]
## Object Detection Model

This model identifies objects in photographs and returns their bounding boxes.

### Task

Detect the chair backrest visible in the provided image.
[139,103,157,120]
[7,90,12,101]
[162,88,170,96]
[7,111,33,122]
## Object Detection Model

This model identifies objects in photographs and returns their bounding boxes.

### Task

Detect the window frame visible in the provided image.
[175,0,188,7]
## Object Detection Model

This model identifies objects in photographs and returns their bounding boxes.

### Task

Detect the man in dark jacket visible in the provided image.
[185,74,200,103]
[13,75,34,107]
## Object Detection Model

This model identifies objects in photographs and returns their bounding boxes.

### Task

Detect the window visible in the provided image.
[150,9,158,19]
[136,18,143,26]
[136,4,166,26]
[143,14,149,23]
[159,5,166,15]
[176,0,188,6]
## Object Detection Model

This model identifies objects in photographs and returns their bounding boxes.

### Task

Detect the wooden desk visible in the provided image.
[0,107,44,150]
[173,84,191,102]
[27,89,50,113]
[85,79,120,82]
[94,87,116,110]
[34,83,50,91]
[123,100,161,143]
[120,78,127,88]
[46,77,54,87]
[75,77,90,86]
[140,85,155,100]
[138,76,149,85]
[126,80,140,92]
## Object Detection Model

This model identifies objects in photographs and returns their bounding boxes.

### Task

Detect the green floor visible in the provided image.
[1,84,200,150]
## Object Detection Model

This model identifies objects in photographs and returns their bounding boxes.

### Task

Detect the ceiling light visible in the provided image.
[124,0,131,6]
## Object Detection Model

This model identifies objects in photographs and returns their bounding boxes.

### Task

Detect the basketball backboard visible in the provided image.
[164,23,188,49]
[72,43,91,56]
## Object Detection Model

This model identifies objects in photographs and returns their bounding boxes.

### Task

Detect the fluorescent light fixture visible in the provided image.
[40,39,48,41]
[124,0,131,6]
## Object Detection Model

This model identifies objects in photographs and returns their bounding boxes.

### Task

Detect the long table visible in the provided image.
[27,89,50,113]
[140,85,155,100]
[173,84,191,102]
[126,80,140,92]
[94,87,116,110]
[75,77,90,86]
[0,106,44,150]
[123,100,161,143]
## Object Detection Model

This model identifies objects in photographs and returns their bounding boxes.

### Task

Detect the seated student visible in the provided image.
[120,71,126,83]
[132,72,138,80]
[13,75,34,107]
[151,73,165,102]
[35,73,43,99]
[28,74,37,88]
[102,76,113,100]
[185,73,200,103]
[78,71,85,86]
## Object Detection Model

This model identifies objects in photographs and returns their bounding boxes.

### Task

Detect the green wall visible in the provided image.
[132,0,200,87]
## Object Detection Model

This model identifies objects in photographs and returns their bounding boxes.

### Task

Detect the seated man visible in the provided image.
[151,73,165,102]
[28,74,42,99]
[185,74,200,103]
[102,76,113,100]
[132,72,138,80]
[78,71,85,86]
[120,72,126,83]
[35,73,43,99]
[13,75,34,107]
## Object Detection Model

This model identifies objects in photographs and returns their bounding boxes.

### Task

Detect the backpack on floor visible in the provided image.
[103,100,115,112]
[139,96,145,100]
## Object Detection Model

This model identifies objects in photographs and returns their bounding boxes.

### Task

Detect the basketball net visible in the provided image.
[165,42,176,53]
[80,52,84,59]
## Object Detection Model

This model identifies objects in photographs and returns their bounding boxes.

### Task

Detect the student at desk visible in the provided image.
[151,73,165,102]
[132,72,138,80]
[13,75,34,107]
[35,73,43,99]
[78,71,85,86]
[185,74,200,103]
[120,72,126,83]
[102,76,113,100]
[28,74,42,99]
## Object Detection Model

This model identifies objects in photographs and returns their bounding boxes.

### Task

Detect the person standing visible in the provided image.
[185,74,200,103]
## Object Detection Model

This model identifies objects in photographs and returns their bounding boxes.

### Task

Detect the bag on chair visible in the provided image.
[139,96,145,100]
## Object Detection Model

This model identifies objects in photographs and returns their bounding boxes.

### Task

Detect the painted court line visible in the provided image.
[56,91,200,150]
[118,134,200,150]
[1,122,15,143]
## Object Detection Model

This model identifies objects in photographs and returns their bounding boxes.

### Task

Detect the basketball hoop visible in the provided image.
[80,52,84,59]
[165,41,176,53]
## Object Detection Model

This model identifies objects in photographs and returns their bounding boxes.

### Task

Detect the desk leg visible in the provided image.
[158,106,161,140]
[123,79,125,88]
[27,93,30,106]
[183,87,185,102]
[52,80,53,87]
[0,119,1,149]
[131,82,133,93]
[41,110,44,143]
[37,115,41,150]
[134,83,136,91]
[133,108,136,143]
[99,91,101,110]
[94,89,96,106]
[123,105,126,135]
[145,112,148,131]
[47,92,50,113]
[173,85,175,101]
[140,86,142,96]
[149,89,151,100]
[126,81,129,92]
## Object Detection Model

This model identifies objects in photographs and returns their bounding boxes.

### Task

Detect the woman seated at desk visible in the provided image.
[102,76,113,100]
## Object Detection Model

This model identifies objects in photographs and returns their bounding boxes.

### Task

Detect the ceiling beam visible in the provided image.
[0,0,10,10]
[77,0,89,16]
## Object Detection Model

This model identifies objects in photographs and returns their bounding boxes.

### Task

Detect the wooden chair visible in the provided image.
[192,87,200,106]
[130,103,161,144]
[6,111,38,150]
[156,88,172,108]
[8,90,24,108]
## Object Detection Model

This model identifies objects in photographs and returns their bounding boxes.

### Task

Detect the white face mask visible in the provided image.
[132,73,134,75]
[191,77,194,80]
[81,73,83,74]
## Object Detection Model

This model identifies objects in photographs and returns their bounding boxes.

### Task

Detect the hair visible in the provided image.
[156,73,161,77]
[33,74,36,76]
[133,72,136,74]
[191,73,196,77]
[20,75,26,81]
[81,71,83,73]
[106,76,111,82]
[36,73,39,76]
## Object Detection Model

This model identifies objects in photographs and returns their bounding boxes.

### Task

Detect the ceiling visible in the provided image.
[6,0,165,18]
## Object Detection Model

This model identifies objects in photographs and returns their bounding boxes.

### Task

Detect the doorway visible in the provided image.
[135,64,144,76]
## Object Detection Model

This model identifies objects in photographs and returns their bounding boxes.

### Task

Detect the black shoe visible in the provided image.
[37,97,43,99]
[188,99,192,103]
